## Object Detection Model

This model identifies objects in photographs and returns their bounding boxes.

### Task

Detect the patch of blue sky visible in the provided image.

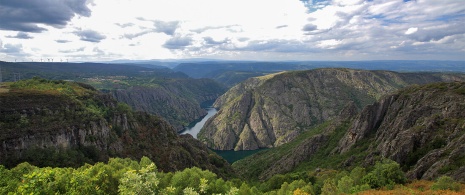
[299,0,330,12]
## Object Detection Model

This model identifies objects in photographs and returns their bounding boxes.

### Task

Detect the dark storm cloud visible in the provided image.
[154,20,179,35]
[74,30,106,43]
[0,0,92,32]
[163,35,193,49]
[6,32,33,39]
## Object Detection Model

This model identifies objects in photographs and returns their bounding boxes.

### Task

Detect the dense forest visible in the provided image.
[1,157,464,194]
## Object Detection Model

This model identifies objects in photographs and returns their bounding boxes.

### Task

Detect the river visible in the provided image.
[179,106,266,163]
[180,107,217,138]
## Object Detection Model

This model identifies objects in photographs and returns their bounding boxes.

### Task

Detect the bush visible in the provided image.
[430,176,461,192]
[361,159,406,189]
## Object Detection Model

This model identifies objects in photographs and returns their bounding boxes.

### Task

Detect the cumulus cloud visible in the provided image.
[302,24,318,31]
[74,30,106,43]
[0,0,91,32]
[163,35,193,49]
[154,21,179,35]
[6,32,33,39]
[1,0,464,61]
[405,27,418,35]
[0,41,29,57]
[204,37,229,45]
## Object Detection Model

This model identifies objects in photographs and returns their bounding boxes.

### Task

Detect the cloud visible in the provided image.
[55,39,71,43]
[302,24,318,31]
[204,37,229,45]
[191,25,240,33]
[74,30,106,42]
[6,32,33,39]
[405,27,418,35]
[154,20,179,35]
[276,25,288,29]
[163,35,193,49]
[407,23,465,42]
[0,41,28,57]
[123,30,152,40]
[115,22,135,28]
[59,47,85,53]
[0,0,91,32]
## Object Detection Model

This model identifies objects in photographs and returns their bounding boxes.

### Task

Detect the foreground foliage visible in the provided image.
[0,157,463,194]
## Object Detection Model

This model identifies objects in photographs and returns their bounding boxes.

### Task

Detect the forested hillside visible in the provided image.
[0,78,232,177]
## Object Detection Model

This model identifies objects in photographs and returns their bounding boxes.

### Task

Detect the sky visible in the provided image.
[0,0,465,62]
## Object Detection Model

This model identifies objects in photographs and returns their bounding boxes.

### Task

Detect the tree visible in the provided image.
[337,176,354,194]
[118,163,159,195]
[361,159,406,189]
[321,179,338,195]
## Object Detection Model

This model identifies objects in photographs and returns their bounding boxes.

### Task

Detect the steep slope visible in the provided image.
[110,78,225,131]
[0,61,225,132]
[200,69,465,150]
[0,78,233,177]
[336,82,465,181]
[233,82,465,182]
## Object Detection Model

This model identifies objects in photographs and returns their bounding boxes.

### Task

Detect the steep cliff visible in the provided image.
[200,69,465,150]
[111,78,225,132]
[0,78,233,177]
[233,82,465,182]
[336,82,465,181]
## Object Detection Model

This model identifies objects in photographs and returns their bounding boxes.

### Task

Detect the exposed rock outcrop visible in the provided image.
[337,82,465,181]
[232,82,465,182]
[200,69,465,150]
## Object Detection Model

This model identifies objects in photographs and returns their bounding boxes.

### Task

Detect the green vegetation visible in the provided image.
[0,78,232,177]
[2,157,461,194]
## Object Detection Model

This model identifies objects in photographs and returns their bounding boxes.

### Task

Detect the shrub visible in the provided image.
[431,176,461,192]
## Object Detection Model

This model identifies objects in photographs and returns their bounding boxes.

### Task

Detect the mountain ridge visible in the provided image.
[200,68,465,151]
[232,81,465,182]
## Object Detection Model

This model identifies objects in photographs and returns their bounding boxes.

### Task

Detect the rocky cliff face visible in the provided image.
[200,69,465,150]
[111,78,225,132]
[0,79,233,177]
[337,82,465,181]
[232,82,465,182]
